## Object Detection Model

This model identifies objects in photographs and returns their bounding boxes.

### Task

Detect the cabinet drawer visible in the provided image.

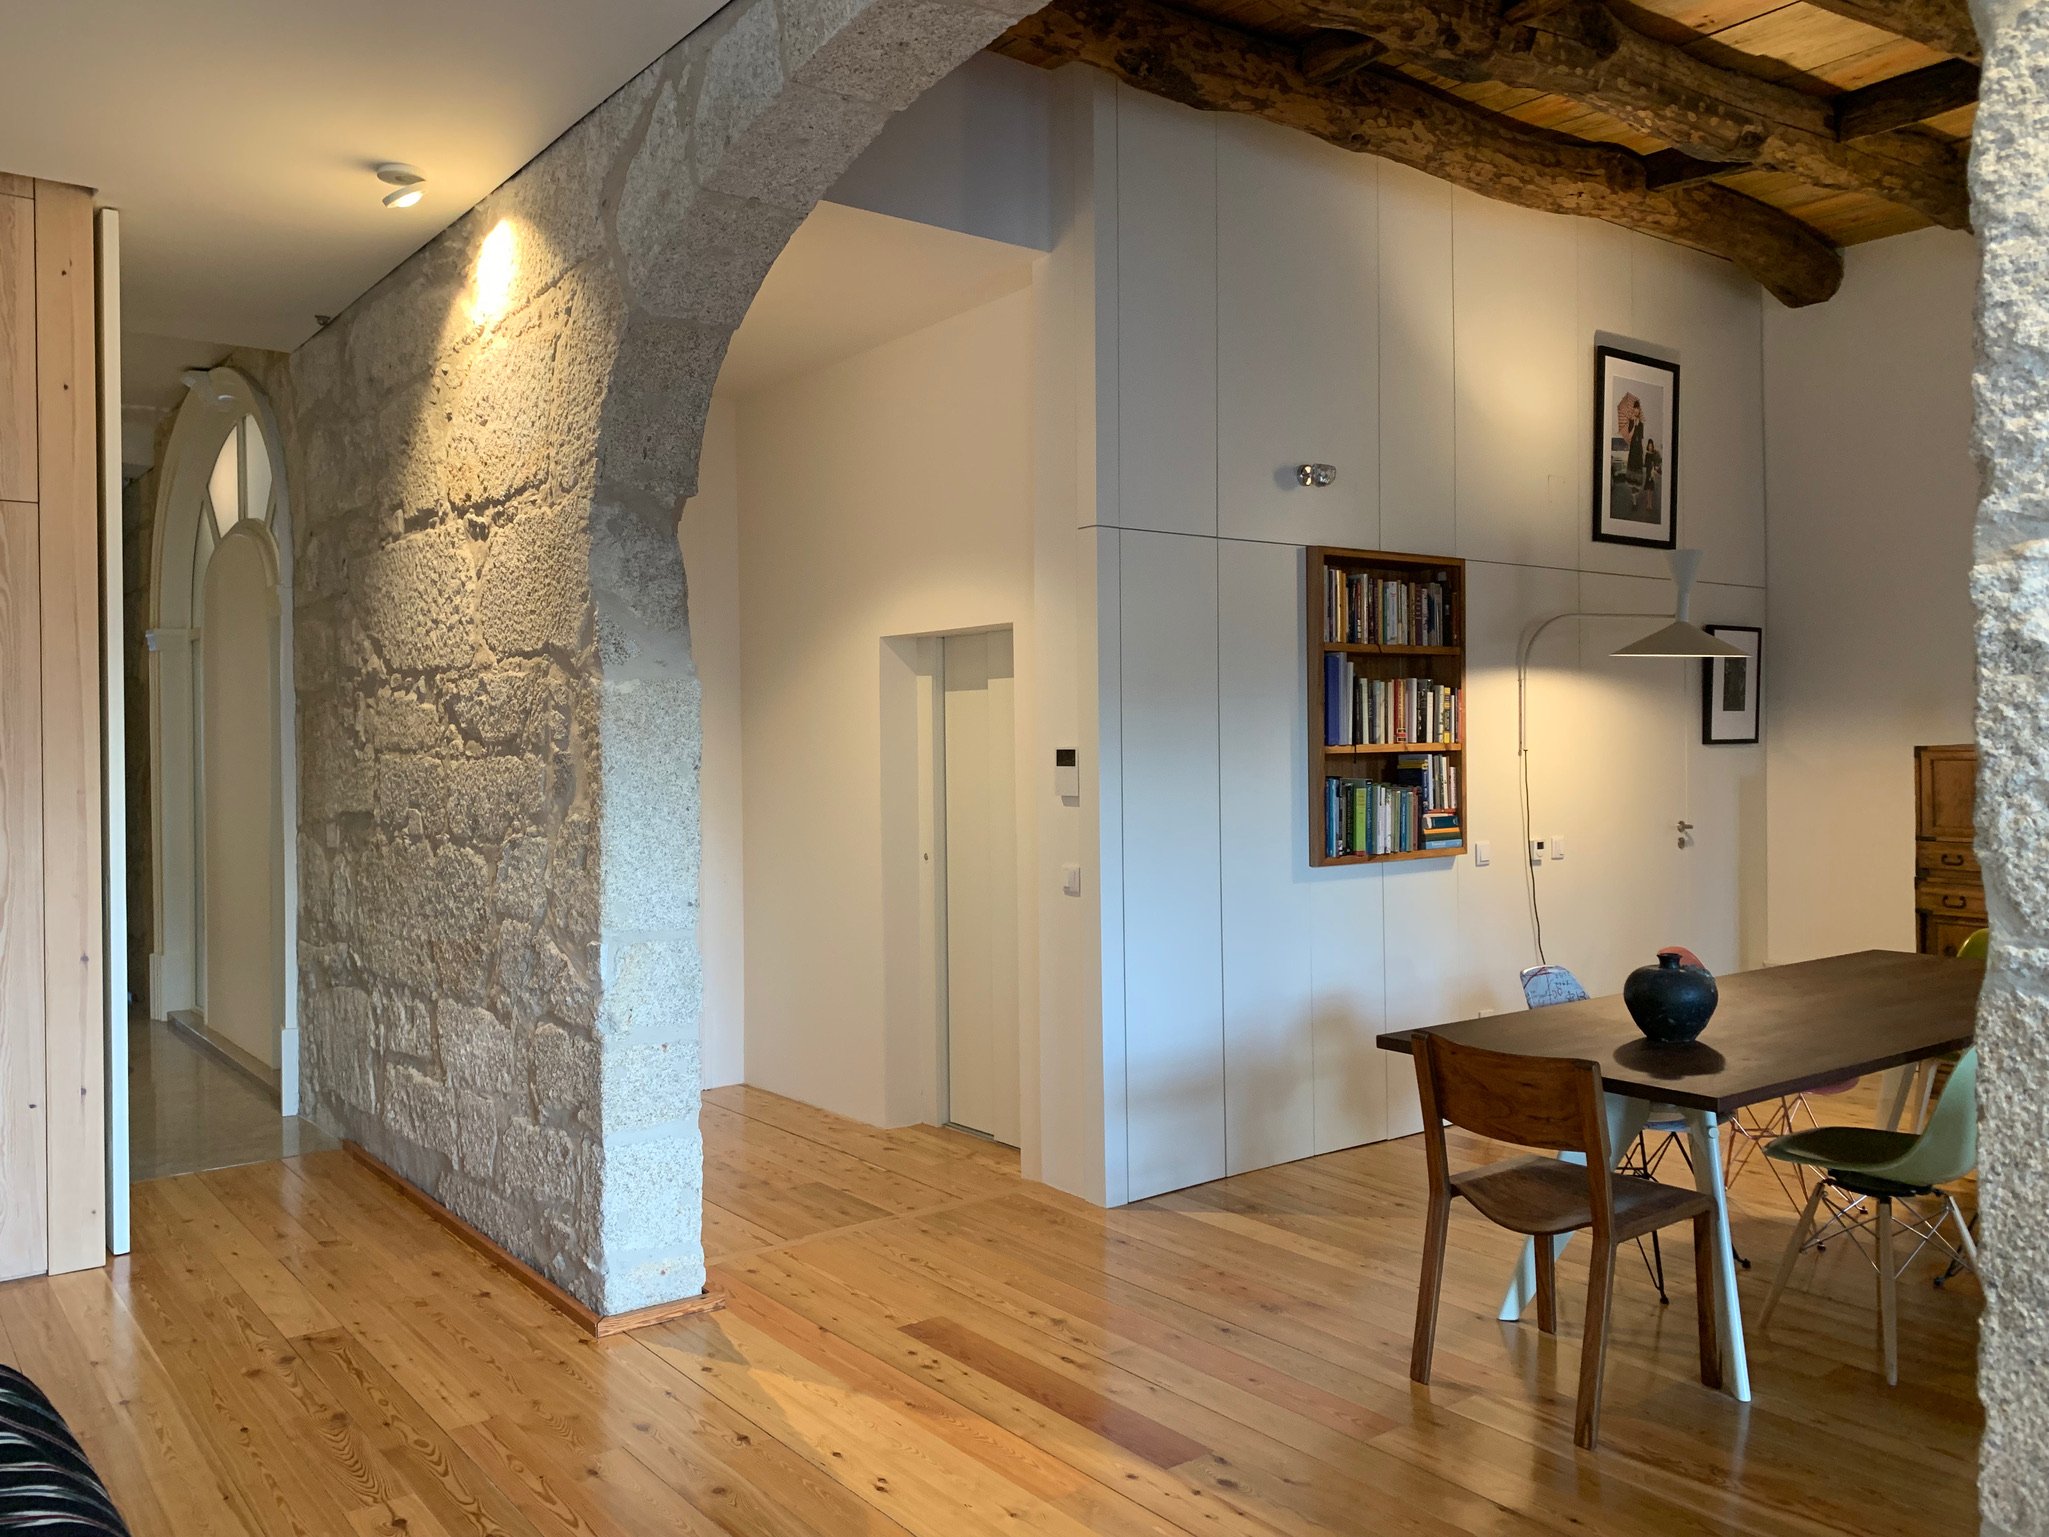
[1915,882,1987,922]
[1916,842,1980,882]
[1921,913,1986,959]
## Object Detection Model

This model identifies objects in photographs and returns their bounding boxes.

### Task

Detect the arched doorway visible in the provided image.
[143,367,303,1147]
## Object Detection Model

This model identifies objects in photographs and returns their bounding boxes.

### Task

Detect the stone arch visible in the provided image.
[282,0,1037,1315]
[147,365,301,1105]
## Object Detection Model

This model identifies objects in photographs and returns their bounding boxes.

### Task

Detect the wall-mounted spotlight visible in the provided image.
[376,163,426,209]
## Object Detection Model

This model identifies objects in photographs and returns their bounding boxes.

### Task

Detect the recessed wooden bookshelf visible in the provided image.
[1307,547,1467,867]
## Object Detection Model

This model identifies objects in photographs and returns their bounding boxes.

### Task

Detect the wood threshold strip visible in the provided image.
[343,1141,724,1337]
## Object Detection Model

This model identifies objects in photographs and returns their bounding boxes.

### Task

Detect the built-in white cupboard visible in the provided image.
[1085,80,1769,1202]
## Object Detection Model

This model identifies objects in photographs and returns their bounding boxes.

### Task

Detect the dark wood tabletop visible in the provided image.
[1378,949,1981,1115]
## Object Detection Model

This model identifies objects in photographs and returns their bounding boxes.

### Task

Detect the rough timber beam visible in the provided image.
[1835,58,1980,139]
[999,0,1842,306]
[1300,28,1388,83]
[1297,0,1969,228]
[1799,0,1978,62]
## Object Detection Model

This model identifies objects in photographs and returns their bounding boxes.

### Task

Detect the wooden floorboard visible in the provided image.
[0,1083,1979,1536]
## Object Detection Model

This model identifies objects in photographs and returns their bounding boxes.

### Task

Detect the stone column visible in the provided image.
[286,0,1040,1318]
[1970,3,2049,1532]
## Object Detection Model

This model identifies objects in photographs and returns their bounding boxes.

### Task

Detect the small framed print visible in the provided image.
[1592,345,1679,549]
[1701,625,1761,745]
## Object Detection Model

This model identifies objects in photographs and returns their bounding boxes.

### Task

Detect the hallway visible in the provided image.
[127,1015,334,1182]
[0,1084,1979,1537]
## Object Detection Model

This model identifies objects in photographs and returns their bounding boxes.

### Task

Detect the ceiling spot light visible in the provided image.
[376,162,426,209]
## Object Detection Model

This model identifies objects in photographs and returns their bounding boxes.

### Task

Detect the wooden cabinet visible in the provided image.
[1915,744,1983,957]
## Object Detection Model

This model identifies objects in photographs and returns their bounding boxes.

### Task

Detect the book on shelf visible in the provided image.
[1323,753,1461,858]
[1322,656,1462,747]
[1324,568,1457,647]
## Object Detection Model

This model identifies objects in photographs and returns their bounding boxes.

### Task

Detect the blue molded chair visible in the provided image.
[1520,964,1692,1301]
[1758,1047,1979,1385]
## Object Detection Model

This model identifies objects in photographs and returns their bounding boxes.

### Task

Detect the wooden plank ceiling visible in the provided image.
[992,0,1978,305]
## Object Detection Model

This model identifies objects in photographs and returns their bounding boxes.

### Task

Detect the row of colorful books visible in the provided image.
[1323,657,1461,746]
[1323,758,1462,858]
[1323,568,1456,647]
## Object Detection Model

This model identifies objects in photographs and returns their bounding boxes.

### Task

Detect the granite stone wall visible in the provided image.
[1971,2,2049,1531]
[277,0,1036,1315]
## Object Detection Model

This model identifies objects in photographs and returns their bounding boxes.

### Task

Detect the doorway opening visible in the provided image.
[937,628,1020,1145]
[136,368,329,1184]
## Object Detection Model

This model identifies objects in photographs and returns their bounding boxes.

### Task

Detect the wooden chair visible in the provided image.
[1410,1033,1723,1449]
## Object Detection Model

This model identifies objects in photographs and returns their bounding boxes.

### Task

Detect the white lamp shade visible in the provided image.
[1610,547,1745,658]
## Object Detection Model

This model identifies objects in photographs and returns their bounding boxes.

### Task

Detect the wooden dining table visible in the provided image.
[1378,948,1982,1402]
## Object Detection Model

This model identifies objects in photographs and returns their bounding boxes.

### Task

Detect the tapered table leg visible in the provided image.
[1681,1108,1751,1401]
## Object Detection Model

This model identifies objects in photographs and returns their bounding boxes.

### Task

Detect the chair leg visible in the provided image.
[1412,1190,1451,1385]
[1759,1178,1828,1332]
[1535,1238,1558,1334]
[1574,1239,1617,1450]
[1692,1211,1723,1392]
[1948,1196,1980,1273]
[1876,1196,1899,1387]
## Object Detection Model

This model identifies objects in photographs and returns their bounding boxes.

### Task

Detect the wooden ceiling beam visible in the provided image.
[1300,29,1388,84]
[1297,0,1969,228]
[998,0,1841,306]
[1835,58,1980,139]
[1798,0,1978,62]
[1640,148,1743,190]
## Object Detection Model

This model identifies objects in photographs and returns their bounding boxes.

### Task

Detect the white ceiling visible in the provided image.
[1,0,725,388]
[717,200,1037,397]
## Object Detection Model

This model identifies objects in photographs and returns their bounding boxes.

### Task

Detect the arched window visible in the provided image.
[204,415,275,540]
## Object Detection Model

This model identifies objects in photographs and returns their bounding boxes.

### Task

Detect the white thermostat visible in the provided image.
[1054,747,1080,800]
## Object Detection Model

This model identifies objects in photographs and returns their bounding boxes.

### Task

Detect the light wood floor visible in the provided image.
[4,1082,1977,1536]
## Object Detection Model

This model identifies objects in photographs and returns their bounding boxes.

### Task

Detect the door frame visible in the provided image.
[146,366,300,1112]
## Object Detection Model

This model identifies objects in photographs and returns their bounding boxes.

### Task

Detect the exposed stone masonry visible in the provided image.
[278,0,1038,1313]
[1971,2,2049,1531]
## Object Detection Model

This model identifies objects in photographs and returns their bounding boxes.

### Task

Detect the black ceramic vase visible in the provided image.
[1623,952,1718,1044]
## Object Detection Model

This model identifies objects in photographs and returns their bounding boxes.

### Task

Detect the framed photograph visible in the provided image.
[1701,625,1761,745]
[1592,345,1679,549]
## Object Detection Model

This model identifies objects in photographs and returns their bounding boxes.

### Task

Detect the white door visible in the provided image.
[941,630,1019,1145]
[200,525,284,1072]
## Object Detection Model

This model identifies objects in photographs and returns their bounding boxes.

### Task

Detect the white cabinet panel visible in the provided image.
[1219,540,1317,1175]
[1451,192,1577,571]
[1216,120,1378,546]
[1378,163,1455,557]
[1118,531,1226,1197]
[1310,867,1386,1155]
[1115,89,1218,536]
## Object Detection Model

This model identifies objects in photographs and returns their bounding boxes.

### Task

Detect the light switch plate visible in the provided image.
[1474,841,1491,867]
[1061,864,1083,896]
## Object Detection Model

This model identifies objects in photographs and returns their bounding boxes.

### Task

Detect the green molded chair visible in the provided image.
[1757,1048,1978,1385]
[1882,927,1984,1131]
[1958,927,1989,961]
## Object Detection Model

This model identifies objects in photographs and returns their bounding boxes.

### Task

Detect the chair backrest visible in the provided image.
[1413,1033,1613,1163]
[1520,965,1590,1010]
[1958,928,1989,961]
[1658,944,1706,969]
[1870,1048,1978,1188]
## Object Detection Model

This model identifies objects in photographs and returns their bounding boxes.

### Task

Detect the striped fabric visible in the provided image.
[0,1366,132,1534]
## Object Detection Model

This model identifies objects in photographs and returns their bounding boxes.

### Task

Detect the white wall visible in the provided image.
[1080,83,1773,1201]
[828,53,1054,252]
[1762,229,1979,963]
[731,287,1038,1134]
[679,398,746,1089]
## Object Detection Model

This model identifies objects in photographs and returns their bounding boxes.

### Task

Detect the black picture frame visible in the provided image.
[1701,624,1761,745]
[1591,345,1680,550]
